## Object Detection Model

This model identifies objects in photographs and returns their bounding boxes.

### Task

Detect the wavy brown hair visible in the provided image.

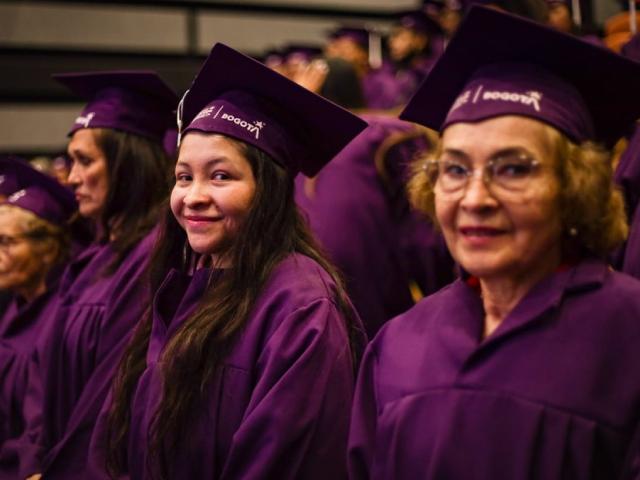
[92,128,174,272]
[407,123,628,258]
[105,137,360,479]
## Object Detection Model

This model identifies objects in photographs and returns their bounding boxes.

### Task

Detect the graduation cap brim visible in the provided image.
[400,5,640,146]
[53,70,177,108]
[181,43,368,177]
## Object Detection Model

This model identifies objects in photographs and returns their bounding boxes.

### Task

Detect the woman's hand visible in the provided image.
[291,59,329,93]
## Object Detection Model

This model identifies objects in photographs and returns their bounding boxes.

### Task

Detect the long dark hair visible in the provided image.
[105,137,360,479]
[93,128,173,272]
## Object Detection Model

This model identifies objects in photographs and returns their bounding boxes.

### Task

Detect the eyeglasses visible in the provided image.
[0,232,43,250]
[424,152,542,194]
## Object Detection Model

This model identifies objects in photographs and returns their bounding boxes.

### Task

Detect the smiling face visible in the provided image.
[171,132,257,265]
[67,128,109,220]
[435,116,563,283]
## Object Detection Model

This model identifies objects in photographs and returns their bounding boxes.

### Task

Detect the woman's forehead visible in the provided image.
[0,205,33,231]
[441,116,555,157]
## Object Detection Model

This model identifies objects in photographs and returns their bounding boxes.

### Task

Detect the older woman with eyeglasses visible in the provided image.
[348,7,640,480]
[0,157,77,447]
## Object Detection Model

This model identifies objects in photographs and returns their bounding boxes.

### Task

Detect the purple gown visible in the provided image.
[295,114,454,337]
[363,55,438,110]
[349,258,640,479]
[614,123,640,277]
[1,231,156,479]
[0,269,62,448]
[89,253,360,479]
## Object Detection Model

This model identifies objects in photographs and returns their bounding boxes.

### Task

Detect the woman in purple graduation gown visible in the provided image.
[96,44,367,480]
[349,7,640,480]
[0,158,76,446]
[2,71,177,480]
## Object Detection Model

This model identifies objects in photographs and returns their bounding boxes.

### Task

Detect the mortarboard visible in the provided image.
[283,44,323,64]
[0,157,77,226]
[400,5,640,146]
[53,70,178,144]
[178,43,368,177]
[396,10,443,35]
[261,48,286,68]
[0,155,25,196]
[327,26,370,50]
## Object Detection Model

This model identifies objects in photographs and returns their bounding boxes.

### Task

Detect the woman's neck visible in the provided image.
[479,257,561,339]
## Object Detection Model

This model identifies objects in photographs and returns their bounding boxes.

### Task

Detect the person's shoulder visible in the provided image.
[248,254,352,343]
[601,267,640,306]
[371,280,460,350]
[261,253,338,304]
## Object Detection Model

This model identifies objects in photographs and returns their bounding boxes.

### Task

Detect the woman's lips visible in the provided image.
[459,226,506,246]
[459,226,504,236]
[184,215,221,228]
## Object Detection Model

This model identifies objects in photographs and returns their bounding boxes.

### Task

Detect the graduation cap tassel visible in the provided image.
[571,0,582,28]
[368,29,383,70]
[630,0,637,35]
[176,89,188,148]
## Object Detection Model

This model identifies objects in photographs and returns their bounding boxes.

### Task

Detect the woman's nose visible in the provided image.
[459,171,498,211]
[183,181,210,207]
[67,163,81,186]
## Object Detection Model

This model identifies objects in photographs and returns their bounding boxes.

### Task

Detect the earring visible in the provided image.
[569,227,578,237]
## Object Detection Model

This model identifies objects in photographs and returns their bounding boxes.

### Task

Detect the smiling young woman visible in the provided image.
[88,44,367,480]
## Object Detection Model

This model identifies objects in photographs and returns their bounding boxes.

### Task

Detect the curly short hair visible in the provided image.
[407,123,628,259]
[0,203,71,268]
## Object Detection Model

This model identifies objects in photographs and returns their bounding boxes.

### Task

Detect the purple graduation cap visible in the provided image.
[327,26,371,50]
[261,47,286,69]
[400,5,640,146]
[0,157,77,226]
[53,70,178,144]
[396,10,443,35]
[178,43,368,177]
[283,44,323,64]
[0,155,24,196]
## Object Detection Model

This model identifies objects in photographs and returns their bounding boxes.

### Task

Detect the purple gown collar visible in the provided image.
[436,258,608,363]
[149,267,223,364]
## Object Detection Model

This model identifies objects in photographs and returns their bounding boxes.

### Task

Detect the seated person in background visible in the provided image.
[1,70,177,480]
[612,33,640,277]
[349,6,640,479]
[293,55,454,338]
[366,10,444,110]
[0,157,76,447]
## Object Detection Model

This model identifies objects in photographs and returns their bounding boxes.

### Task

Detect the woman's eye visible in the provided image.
[494,162,534,178]
[442,162,468,178]
[77,155,93,166]
[175,173,192,182]
[212,172,230,181]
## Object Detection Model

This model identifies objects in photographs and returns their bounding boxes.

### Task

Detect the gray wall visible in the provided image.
[0,0,624,153]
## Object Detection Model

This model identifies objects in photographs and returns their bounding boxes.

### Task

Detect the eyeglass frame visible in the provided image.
[422,152,544,195]
[0,230,50,250]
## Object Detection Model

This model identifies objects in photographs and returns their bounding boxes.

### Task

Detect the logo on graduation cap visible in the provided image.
[8,189,27,203]
[220,112,266,140]
[481,89,543,112]
[75,112,96,128]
